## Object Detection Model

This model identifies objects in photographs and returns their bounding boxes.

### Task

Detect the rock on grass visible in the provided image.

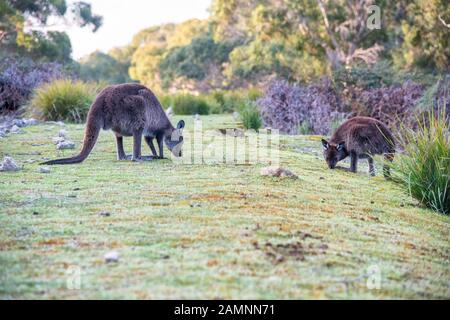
[57,140,75,150]
[104,251,120,263]
[39,167,51,174]
[260,166,298,179]
[0,157,20,172]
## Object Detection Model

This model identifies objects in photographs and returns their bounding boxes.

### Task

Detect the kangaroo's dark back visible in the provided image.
[331,117,395,155]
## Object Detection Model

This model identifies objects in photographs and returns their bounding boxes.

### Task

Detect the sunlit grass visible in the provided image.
[0,115,448,299]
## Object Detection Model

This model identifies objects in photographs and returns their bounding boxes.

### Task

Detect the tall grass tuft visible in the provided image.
[240,101,262,131]
[29,80,100,123]
[393,108,449,215]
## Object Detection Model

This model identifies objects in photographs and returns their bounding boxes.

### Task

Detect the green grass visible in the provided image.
[0,115,449,299]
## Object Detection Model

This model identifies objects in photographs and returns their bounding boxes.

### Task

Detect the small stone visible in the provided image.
[57,140,75,150]
[13,119,26,127]
[58,129,67,138]
[0,156,20,172]
[275,255,285,264]
[260,166,298,179]
[52,136,65,144]
[25,118,39,126]
[39,167,51,174]
[33,211,40,216]
[10,125,20,133]
[104,251,120,263]
[99,212,111,217]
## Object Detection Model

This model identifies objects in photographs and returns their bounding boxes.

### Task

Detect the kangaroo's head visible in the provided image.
[165,120,185,157]
[322,139,347,169]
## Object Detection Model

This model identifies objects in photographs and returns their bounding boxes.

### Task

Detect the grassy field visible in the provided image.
[0,115,449,299]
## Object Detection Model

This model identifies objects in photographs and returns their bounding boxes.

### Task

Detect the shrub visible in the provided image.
[240,101,262,130]
[415,77,450,115]
[171,94,210,115]
[333,60,397,90]
[207,89,262,114]
[0,58,65,113]
[393,109,449,215]
[257,79,345,135]
[29,80,99,123]
[350,81,425,129]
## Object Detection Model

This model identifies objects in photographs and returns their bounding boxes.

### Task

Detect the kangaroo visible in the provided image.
[41,83,185,165]
[321,116,395,177]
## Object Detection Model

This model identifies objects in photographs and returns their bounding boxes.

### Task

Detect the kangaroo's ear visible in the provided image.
[177,120,185,130]
[322,139,329,150]
[337,141,346,151]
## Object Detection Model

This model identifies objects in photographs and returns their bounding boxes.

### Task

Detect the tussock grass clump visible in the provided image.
[29,79,100,123]
[393,109,449,214]
[240,101,262,131]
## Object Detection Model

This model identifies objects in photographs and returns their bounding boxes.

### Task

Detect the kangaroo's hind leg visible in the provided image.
[350,151,358,173]
[156,133,165,159]
[115,134,127,161]
[368,156,375,176]
[132,129,143,161]
[145,136,158,157]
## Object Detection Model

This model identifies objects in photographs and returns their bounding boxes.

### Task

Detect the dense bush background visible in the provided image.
[257,79,346,135]
[0,58,66,113]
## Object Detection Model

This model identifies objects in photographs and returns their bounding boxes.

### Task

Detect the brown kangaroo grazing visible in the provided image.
[321,116,395,177]
[41,83,185,165]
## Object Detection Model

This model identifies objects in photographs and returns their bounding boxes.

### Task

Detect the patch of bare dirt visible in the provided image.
[252,233,329,264]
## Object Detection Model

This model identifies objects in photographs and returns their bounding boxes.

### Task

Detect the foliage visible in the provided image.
[79,51,131,84]
[393,109,450,215]
[0,58,66,113]
[110,0,447,93]
[240,101,262,130]
[348,81,425,129]
[208,89,261,114]
[129,20,209,93]
[29,79,100,123]
[0,0,102,62]
[159,34,235,90]
[257,79,345,135]
[415,77,450,114]
[170,94,210,115]
[392,0,449,72]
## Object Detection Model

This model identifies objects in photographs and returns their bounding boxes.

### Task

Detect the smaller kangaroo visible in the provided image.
[321,116,395,177]
[41,83,184,165]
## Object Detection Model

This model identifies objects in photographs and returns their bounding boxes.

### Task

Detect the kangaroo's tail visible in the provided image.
[41,114,102,165]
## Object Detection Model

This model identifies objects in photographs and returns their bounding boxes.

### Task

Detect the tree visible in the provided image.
[159,33,235,91]
[393,0,449,71]
[129,19,209,92]
[0,0,102,61]
[79,51,131,84]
